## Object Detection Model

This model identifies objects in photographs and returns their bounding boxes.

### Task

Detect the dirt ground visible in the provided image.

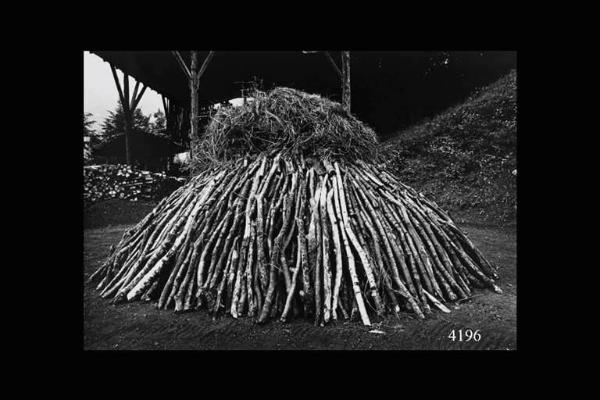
[84,220,516,350]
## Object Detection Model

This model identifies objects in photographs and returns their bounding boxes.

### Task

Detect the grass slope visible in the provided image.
[381,70,517,226]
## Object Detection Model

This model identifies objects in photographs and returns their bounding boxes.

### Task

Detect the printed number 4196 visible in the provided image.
[448,329,481,342]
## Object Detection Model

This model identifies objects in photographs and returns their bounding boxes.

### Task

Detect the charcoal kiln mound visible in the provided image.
[89,87,501,326]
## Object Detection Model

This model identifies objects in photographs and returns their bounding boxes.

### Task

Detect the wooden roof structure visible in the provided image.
[91,51,349,109]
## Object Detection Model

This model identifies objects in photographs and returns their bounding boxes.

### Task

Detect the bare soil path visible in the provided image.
[84,224,516,350]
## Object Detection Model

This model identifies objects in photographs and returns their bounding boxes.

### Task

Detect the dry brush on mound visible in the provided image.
[88,87,501,326]
[188,87,379,174]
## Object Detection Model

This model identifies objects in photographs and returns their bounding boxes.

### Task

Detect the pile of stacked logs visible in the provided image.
[84,164,185,205]
[89,154,501,326]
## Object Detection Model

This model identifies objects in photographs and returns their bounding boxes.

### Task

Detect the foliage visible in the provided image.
[151,110,166,132]
[100,102,151,140]
[84,112,96,137]
[84,112,98,163]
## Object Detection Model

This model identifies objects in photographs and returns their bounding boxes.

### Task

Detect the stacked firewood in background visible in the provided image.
[84,164,186,205]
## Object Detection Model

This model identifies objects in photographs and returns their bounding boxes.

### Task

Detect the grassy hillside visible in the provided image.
[381,70,517,226]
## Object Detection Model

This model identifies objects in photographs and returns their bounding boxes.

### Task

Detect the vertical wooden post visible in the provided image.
[173,50,214,145]
[189,51,199,142]
[341,51,351,113]
[124,114,133,165]
[122,73,133,165]
[162,95,172,173]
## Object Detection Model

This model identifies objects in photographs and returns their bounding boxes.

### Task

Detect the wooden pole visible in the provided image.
[188,51,214,143]
[131,81,140,105]
[341,51,351,113]
[162,96,169,118]
[124,113,133,165]
[189,51,199,142]
[162,96,171,173]
[131,83,147,111]
[122,73,134,165]
[110,65,125,106]
[172,51,191,79]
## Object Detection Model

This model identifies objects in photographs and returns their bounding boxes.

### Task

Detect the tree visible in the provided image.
[84,112,96,137]
[151,110,166,132]
[83,112,97,163]
[100,101,151,140]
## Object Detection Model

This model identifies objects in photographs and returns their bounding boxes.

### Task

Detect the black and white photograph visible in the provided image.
[83,51,517,350]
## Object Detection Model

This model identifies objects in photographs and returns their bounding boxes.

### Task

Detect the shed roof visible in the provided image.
[91,51,344,108]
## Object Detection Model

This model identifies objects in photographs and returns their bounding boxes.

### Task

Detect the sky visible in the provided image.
[84,51,164,132]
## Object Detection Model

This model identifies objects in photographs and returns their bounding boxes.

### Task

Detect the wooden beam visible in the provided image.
[131,83,147,111]
[123,73,130,112]
[131,81,140,109]
[189,51,199,142]
[122,73,133,165]
[197,51,215,82]
[109,65,126,106]
[324,51,342,78]
[162,95,169,116]
[341,51,351,113]
[172,51,191,79]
